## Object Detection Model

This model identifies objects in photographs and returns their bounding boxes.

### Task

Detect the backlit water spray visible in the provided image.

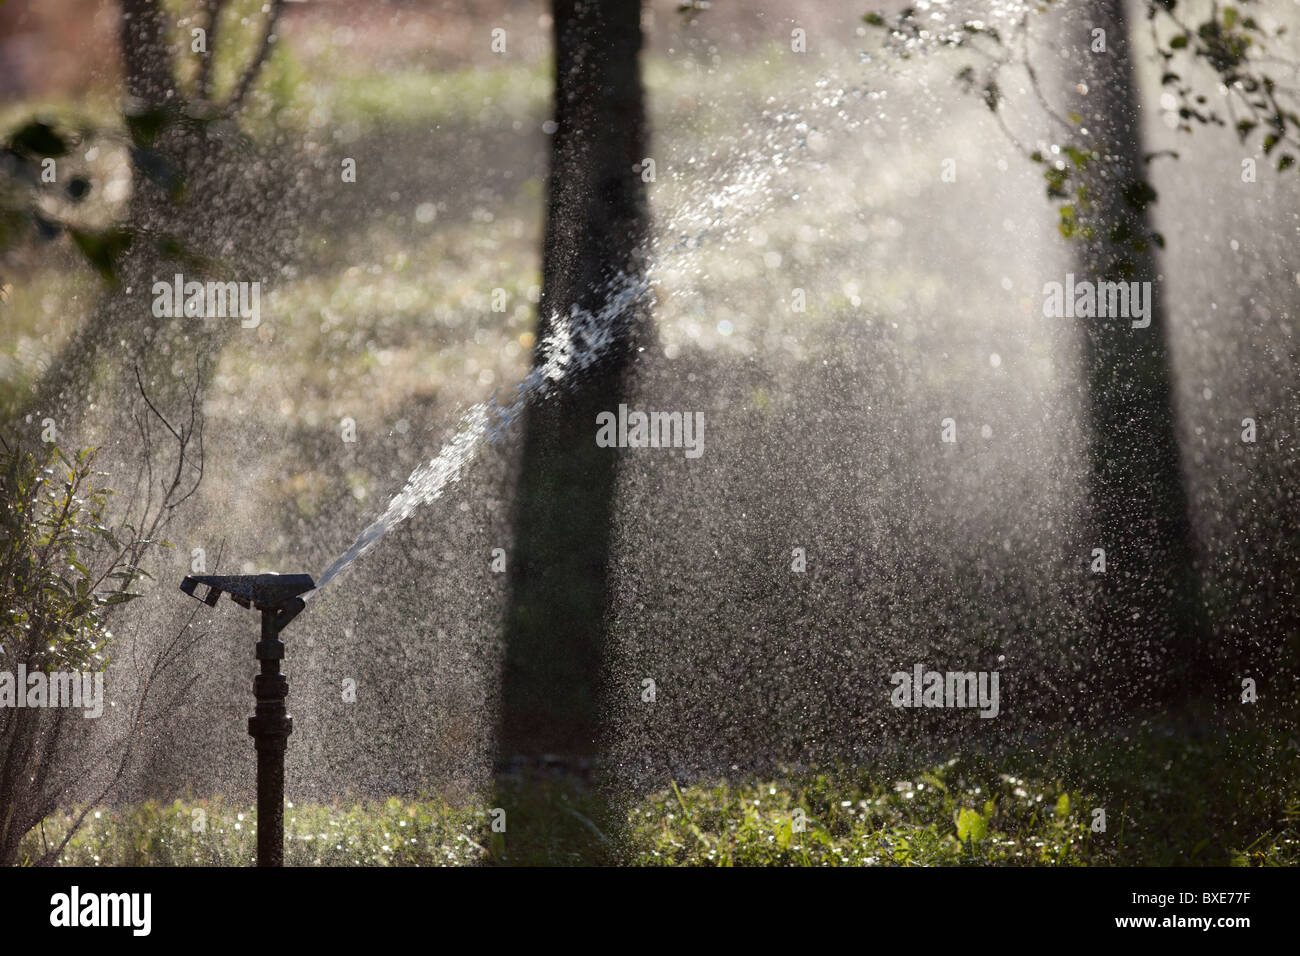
[307,78,870,597]
[309,274,647,595]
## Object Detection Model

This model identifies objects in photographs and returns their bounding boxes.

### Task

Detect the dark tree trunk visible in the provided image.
[498,0,649,764]
[1058,0,1205,713]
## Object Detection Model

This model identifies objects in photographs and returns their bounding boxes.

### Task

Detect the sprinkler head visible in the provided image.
[180,573,316,633]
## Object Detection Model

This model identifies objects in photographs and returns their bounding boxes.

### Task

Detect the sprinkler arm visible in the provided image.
[179,573,316,635]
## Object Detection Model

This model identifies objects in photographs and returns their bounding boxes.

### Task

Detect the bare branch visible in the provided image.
[225,0,286,115]
[196,0,230,102]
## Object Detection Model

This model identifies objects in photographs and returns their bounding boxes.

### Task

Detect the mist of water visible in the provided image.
[310,274,648,594]
[306,103,832,596]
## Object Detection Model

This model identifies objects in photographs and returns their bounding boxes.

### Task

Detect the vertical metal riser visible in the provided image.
[249,608,293,867]
[178,573,313,867]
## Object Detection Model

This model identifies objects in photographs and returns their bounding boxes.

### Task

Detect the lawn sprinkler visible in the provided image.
[179,573,316,866]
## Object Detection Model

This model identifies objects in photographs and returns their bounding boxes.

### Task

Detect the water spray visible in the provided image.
[299,137,801,598]
[162,153,792,863]
[178,572,316,867]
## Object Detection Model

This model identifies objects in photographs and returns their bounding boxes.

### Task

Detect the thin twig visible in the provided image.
[225,0,286,115]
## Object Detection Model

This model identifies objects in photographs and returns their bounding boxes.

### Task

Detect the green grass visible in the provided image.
[20,723,1300,867]
[312,62,550,133]
[26,795,485,867]
[628,728,1300,866]
[627,762,1100,866]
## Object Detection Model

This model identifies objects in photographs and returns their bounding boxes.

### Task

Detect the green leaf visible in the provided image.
[1058,204,1077,238]
[1063,145,1091,169]
[775,817,792,850]
[89,526,121,550]
[1044,165,1069,199]
[956,807,989,844]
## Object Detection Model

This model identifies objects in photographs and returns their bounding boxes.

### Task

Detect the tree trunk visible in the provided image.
[1057,0,1205,713]
[498,0,649,763]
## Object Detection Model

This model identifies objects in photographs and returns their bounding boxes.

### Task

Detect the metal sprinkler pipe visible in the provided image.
[179,573,316,866]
